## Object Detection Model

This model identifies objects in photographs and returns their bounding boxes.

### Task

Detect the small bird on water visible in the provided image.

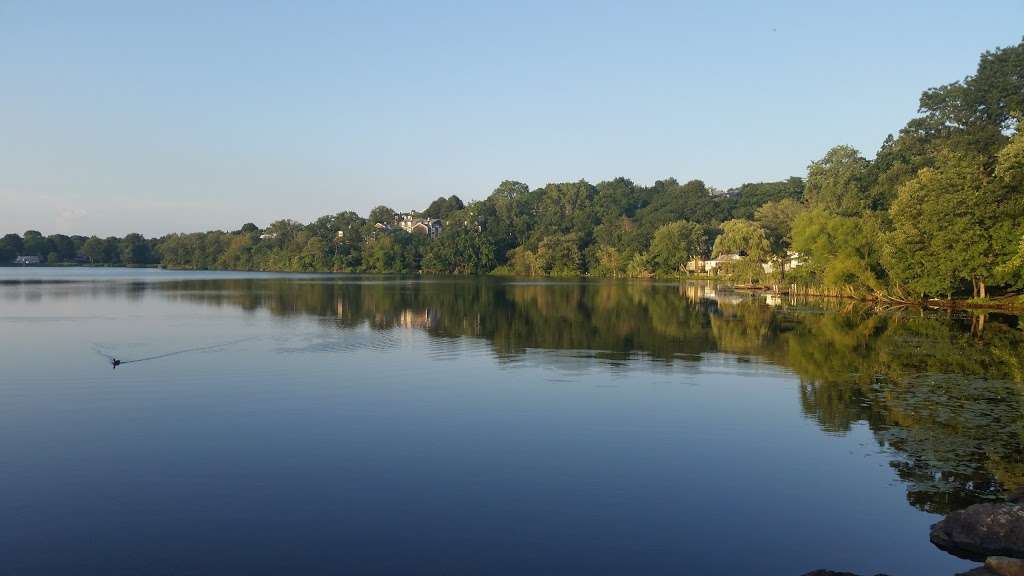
[111,358,121,369]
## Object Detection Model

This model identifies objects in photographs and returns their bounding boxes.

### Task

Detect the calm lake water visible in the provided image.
[2,268,1021,575]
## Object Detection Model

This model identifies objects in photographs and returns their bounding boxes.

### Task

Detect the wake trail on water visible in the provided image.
[93,337,258,366]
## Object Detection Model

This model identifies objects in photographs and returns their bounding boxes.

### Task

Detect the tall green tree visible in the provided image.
[422,226,495,274]
[792,209,885,293]
[81,237,106,264]
[754,198,805,260]
[368,206,397,227]
[648,221,706,275]
[120,233,153,265]
[712,219,771,284]
[885,150,1024,298]
[804,146,874,215]
[727,177,804,219]
[22,230,51,257]
[536,233,583,276]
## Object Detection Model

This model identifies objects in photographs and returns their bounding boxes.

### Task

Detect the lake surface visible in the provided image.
[1,268,1021,575]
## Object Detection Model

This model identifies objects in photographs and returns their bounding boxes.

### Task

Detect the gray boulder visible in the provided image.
[930,501,1024,559]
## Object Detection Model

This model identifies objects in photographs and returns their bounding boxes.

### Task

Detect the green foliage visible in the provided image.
[918,39,1023,138]
[423,195,465,219]
[884,150,1024,297]
[754,198,805,257]
[711,219,771,284]
[633,179,725,242]
[368,206,397,226]
[712,220,769,259]
[625,252,652,278]
[791,209,885,293]
[422,225,495,275]
[497,246,542,276]
[648,220,706,275]
[996,129,1024,188]
[22,230,51,257]
[0,234,22,263]
[362,233,420,273]
[120,233,153,266]
[804,145,875,215]
[536,233,583,276]
[588,245,626,278]
[726,177,804,219]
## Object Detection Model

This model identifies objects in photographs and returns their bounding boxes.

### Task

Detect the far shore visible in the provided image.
[5,263,1022,314]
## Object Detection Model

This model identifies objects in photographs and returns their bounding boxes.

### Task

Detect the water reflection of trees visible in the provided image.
[76,277,1024,512]
[777,310,1024,513]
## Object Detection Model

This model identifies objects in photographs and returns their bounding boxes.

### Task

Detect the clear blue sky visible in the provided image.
[2,1,1021,237]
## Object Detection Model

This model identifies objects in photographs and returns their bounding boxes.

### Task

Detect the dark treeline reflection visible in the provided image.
[25,276,1024,513]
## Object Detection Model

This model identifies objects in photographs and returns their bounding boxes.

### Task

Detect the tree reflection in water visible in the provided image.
[137,277,1024,514]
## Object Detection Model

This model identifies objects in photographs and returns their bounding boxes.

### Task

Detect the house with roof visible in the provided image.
[397,214,443,238]
[761,251,804,274]
[686,253,743,274]
[13,255,42,265]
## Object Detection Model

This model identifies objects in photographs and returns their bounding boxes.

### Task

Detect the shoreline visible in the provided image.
[6,264,1024,313]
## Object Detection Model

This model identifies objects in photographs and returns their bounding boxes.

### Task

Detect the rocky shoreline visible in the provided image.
[803,489,1024,576]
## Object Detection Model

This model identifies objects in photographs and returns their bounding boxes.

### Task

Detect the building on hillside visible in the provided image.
[686,253,743,274]
[761,251,804,274]
[13,255,42,265]
[397,214,443,238]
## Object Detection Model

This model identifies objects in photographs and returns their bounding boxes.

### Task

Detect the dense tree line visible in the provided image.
[0,231,159,266]
[4,39,1022,300]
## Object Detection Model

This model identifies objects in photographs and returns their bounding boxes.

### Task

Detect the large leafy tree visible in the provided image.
[422,226,495,275]
[727,177,804,219]
[0,234,23,262]
[536,233,582,276]
[634,179,724,236]
[487,180,535,253]
[119,233,153,266]
[423,195,465,219]
[21,230,51,257]
[47,234,76,261]
[917,39,1023,142]
[648,221,706,275]
[532,181,597,246]
[804,146,874,216]
[81,237,106,264]
[886,149,1024,298]
[368,206,397,227]
[754,198,805,261]
[712,220,771,284]
[791,209,885,293]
